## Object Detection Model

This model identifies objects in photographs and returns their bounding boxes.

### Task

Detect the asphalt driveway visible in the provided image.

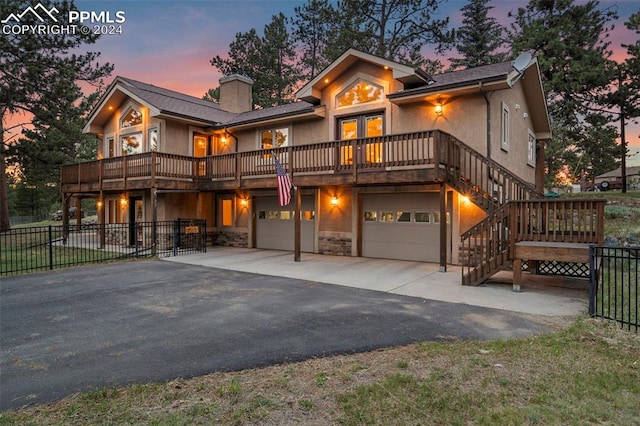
[1,260,560,411]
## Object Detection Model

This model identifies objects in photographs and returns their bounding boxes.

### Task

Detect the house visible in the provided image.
[62,49,605,286]
[592,165,640,191]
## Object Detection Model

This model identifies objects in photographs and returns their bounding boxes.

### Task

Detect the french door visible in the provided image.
[338,113,384,166]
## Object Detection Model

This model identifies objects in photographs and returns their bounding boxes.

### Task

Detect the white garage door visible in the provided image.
[256,196,315,252]
[362,193,449,262]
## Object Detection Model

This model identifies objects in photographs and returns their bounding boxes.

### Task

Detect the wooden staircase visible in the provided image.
[436,134,605,286]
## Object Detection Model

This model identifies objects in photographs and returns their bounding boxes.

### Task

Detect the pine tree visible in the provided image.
[262,13,300,106]
[210,14,299,108]
[290,0,337,78]
[509,0,618,187]
[330,0,453,72]
[0,0,112,228]
[449,0,508,70]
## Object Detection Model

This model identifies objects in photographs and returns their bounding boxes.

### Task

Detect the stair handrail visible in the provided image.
[438,133,544,211]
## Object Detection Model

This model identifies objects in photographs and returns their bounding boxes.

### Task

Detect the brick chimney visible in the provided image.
[219,74,253,113]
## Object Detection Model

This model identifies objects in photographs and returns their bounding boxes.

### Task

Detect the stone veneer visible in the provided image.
[318,236,352,256]
[213,231,248,247]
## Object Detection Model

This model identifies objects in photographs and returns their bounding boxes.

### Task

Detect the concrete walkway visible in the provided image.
[163,247,589,317]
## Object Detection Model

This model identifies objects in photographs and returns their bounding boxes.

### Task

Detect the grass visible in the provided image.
[0,318,638,425]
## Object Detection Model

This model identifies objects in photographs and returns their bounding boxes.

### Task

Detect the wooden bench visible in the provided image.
[512,241,591,292]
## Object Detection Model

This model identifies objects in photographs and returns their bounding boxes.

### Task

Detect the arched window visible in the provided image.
[120,107,142,128]
[337,80,384,108]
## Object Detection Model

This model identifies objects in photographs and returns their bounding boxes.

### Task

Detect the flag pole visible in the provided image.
[294,184,301,262]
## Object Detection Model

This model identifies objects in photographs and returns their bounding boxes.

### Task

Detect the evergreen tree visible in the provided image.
[598,10,640,192]
[290,0,337,78]
[330,0,453,72]
[0,0,112,228]
[262,13,300,106]
[210,14,299,108]
[509,0,618,187]
[449,0,508,70]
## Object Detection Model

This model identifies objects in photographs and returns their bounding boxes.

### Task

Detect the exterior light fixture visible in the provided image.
[331,196,339,206]
[434,102,443,116]
[97,200,103,209]
[324,78,329,84]
[120,197,128,208]
[241,198,248,207]
[460,195,470,204]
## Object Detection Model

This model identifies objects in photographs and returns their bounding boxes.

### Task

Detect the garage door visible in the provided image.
[362,193,450,262]
[256,196,315,252]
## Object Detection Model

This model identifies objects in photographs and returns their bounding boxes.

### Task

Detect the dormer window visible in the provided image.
[337,80,383,108]
[121,107,142,128]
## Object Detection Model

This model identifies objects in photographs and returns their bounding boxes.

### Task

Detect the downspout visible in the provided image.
[479,82,491,160]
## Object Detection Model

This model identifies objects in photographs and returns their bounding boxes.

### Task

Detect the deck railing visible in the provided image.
[439,133,542,212]
[61,131,441,187]
[461,198,607,285]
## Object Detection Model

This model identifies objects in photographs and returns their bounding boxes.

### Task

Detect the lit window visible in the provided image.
[121,107,142,128]
[280,211,291,220]
[261,128,288,151]
[303,211,315,221]
[337,80,383,107]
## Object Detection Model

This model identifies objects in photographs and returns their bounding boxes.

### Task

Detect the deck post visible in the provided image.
[439,183,447,272]
[294,186,301,262]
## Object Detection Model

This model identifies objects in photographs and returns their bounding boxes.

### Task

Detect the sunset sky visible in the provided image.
[10,0,640,153]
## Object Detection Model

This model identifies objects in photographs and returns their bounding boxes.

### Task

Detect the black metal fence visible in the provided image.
[589,246,639,331]
[0,219,206,277]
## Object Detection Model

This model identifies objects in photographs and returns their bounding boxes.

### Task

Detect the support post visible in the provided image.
[439,183,447,272]
[294,186,301,262]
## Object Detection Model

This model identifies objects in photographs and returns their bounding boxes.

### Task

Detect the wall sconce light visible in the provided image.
[331,196,339,206]
[434,102,443,116]
[241,198,248,208]
[97,200,103,210]
[460,194,470,204]
[120,197,128,208]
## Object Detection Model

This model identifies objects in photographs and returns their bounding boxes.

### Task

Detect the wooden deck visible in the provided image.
[512,241,592,292]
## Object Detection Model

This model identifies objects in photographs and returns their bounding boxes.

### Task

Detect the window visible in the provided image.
[501,102,509,151]
[121,133,142,155]
[261,128,288,151]
[380,212,394,222]
[415,212,431,223]
[527,130,536,166]
[337,80,384,108]
[121,107,142,128]
[221,198,233,227]
[107,136,115,158]
[396,211,411,222]
[364,211,378,221]
[194,134,210,157]
[148,128,159,152]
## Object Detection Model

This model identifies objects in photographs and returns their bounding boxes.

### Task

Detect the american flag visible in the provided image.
[273,154,292,206]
